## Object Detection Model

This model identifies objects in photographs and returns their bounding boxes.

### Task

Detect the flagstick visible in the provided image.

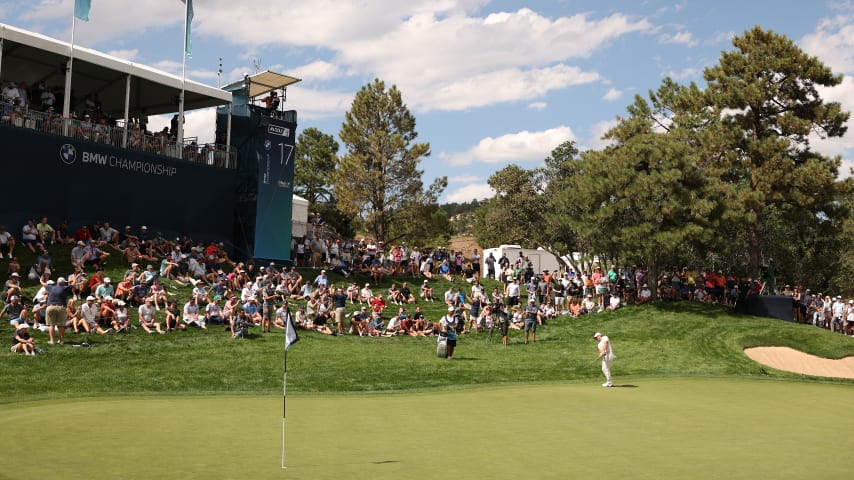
[281,349,288,469]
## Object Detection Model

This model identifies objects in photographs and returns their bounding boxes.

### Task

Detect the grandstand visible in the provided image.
[0,23,299,262]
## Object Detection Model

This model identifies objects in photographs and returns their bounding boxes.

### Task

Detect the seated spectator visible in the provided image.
[77,296,110,334]
[83,242,109,269]
[370,295,387,316]
[138,298,163,334]
[419,258,433,278]
[35,250,53,277]
[70,241,87,270]
[388,282,405,305]
[346,282,360,304]
[7,256,20,276]
[568,298,582,317]
[439,259,453,281]
[21,220,43,253]
[242,297,262,325]
[272,303,290,330]
[94,277,114,301]
[114,276,133,302]
[130,281,149,307]
[2,294,28,328]
[98,222,119,246]
[36,217,56,245]
[148,281,168,310]
[581,294,597,314]
[637,284,653,305]
[350,306,369,336]
[109,300,129,332]
[163,300,182,332]
[205,296,225,325]
[74,224,93,243]
[606,295,620,312]
[11,323,36,355]
[0,225,15,258]
[3,272,22,303]
[420,280,435,302]
[99,298,117,329]
[191,281,210,305]
[359,283,373,304]
[183,297,204,329]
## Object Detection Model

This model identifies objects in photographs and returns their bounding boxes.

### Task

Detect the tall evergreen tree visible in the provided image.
[334,78,443,243]
[703,26,850,272]
[294,127,338,205]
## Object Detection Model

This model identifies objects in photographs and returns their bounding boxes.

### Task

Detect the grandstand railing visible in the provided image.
[0,95,236,169]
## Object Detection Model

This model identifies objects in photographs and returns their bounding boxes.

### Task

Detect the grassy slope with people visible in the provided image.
[1,243,854,404]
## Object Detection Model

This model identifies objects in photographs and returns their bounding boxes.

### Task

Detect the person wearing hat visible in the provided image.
[112,300,131,333]
[139,298,164,334]
[183,297,205,329]
[163,300,183,332]
[637,283,653,305]
[2,294,28,328]
[350,306,369,336]
[242,297,262,326]
[581,294,597,314]
[439,306,459,359]
[3,272,23,303]
[523,298,541,344]
[44,276,75,344]
[332,286,348,335]
[593,332,615,387]
[94,277,115,302]
[11,323,36,355]
[77,295,110,335]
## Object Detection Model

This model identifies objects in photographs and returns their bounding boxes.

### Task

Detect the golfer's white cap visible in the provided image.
[593,332,602,338]
[448,306,454,311]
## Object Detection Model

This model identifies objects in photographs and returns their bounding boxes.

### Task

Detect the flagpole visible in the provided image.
[177,0,189,155]
[62,14,76,136]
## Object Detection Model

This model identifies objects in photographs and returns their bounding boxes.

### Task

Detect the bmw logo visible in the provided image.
[59,144,77,165]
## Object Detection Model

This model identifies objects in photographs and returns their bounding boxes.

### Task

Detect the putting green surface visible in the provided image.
[1,378,851,480]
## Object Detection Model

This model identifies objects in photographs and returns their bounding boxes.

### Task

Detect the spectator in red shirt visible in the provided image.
[74,225,93,242]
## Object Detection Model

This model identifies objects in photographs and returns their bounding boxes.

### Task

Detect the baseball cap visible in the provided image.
[86,295,96,301]
[17,323,28,330]
[11,272,19,277]
[57,277,67,284]
[448,306,454,311]
[46,280,55,285]
[593,332,602,338]
[103,277,111,283]
[77,240,85,245]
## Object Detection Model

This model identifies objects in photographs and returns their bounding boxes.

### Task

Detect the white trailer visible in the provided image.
[481,244,562,277]
[291,194,309,238]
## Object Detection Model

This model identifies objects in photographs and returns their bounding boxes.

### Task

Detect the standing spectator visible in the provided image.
[44,277,74,344]
[523,298,540,344]
[333,286,347,335]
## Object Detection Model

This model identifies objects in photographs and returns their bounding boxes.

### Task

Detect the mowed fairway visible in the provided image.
[1,378,851,480]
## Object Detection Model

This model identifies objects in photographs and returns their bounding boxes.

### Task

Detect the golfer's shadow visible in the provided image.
[611,384,638,388]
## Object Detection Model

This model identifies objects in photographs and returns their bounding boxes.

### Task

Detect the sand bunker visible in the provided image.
[744,346,854,379]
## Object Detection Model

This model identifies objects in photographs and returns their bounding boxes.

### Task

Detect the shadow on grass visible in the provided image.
[612,384,639,388]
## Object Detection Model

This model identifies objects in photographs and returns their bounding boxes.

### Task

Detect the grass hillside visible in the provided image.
[2,242,853,404]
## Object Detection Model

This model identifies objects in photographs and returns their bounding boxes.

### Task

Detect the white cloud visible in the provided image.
[286,86,353,121]
[664,67,699,80]
[415,64,600,111]
[602,88,623,101]
[147,107,217,145]
[106,49,139,61]
[442,126,575,166]
[658,30,698,47]
[801,14,854,74]
[527,102,547,111]
[444,183,495,203]
[707,30,735,45]
[585,119,619,151]
[448,174,480,184]
[812,75,854,158]
[289,60,343,82]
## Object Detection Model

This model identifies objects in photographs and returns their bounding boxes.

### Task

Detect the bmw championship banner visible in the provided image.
[253,117,296,261]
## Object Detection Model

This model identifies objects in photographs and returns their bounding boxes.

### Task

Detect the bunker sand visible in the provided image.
[744,346,854,379]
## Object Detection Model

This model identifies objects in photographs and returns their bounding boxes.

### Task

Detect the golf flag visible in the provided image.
[285,308,299,351]
[74,0,91,21]
[180,0,194,55]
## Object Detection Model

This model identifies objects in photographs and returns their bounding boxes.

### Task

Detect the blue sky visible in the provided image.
[5,0,854,202]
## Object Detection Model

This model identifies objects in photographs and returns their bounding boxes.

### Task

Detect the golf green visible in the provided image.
[1,378,850,479]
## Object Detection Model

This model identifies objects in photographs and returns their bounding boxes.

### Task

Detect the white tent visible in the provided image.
[291,195,309,238]
[482,245,562,277]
